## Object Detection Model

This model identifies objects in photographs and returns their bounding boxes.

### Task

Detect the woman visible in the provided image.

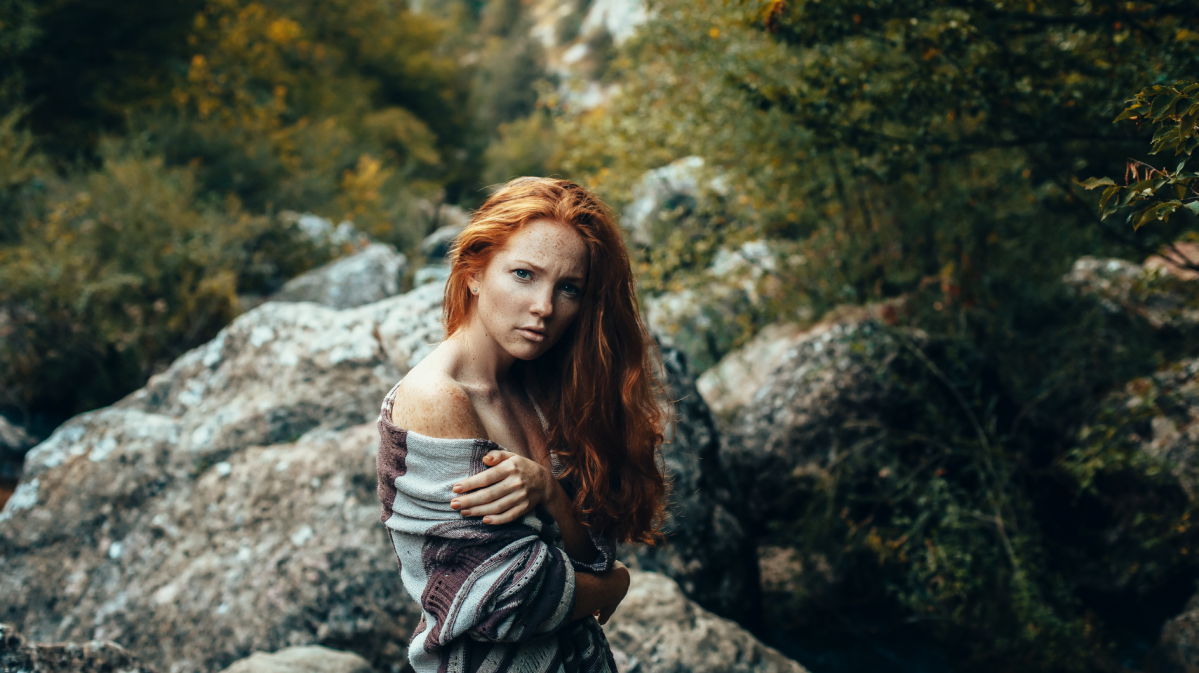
[376,177,669,673]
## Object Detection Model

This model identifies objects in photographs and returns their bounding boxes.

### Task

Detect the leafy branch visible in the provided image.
[1080,80,1199,234]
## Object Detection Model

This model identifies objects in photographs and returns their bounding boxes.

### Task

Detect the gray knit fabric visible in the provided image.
[375,380,618,673]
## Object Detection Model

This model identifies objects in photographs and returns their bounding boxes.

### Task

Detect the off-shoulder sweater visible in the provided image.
[375,380,619,673]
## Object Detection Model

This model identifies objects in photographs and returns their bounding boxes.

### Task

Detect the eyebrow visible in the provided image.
[510,259,586,284]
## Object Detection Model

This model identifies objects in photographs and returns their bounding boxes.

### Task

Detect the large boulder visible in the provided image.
[1063,255,1199,330]
[717,316,900,527]
[604,571,807,673]
[0,624,154,673]
[1,275,775,671]
[217,646,373,673]
[272,244,408,310]
[0,283,445,673]
[623,346,760,627]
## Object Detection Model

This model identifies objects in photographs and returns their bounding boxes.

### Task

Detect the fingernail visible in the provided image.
[461,509,471,516]
[451,500,460,509]
[452,485,462,493]
[483,516,492,524]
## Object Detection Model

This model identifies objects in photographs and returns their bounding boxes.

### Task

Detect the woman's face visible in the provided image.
[470,219,590,361]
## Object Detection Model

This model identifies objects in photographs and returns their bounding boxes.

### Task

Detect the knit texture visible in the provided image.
[376,380,618,673]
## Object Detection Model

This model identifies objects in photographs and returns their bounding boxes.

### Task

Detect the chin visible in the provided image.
[506,341,546,361]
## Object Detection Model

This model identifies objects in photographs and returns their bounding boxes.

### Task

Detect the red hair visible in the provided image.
[444,177,668,544]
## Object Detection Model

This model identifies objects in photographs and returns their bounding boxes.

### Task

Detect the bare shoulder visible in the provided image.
[391,368,488,440]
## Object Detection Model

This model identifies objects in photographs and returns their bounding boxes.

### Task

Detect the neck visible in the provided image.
[449,312,517,389]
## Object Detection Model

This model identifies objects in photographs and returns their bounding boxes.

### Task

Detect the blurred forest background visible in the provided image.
[2,0,1199,671]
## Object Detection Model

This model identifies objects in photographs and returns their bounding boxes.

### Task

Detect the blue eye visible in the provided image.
[514,269,531,280]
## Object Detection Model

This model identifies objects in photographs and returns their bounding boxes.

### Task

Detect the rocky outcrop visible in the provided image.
[1063,255,1199,329]
[272,244,407,310]
[604,571,807,673]
[0,269,781,671]
[1154,592,1199,673]
[717,318,901,526]
[623,346,760,626]
[0,416,35,483]
[621,157,709,247]
[217,646,373,673]
[0,624,155,673]
[696,323,806,420]
[0,283,445,673]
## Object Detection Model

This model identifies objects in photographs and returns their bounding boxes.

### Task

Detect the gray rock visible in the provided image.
[273,244,407,310]
[696,323,806,420]
[419,225,463,263]
[281,213,365,248]
[718,318,901,527]
[0,416,35,481]
[1063,255,1199,329]
[1154,592,1199,673]
[1,283,446,673]
[604,571,807,673]
[0,275,771,672]
[0,623,155,673]
[622,157,709,247]
[218,646,373,673]
[623,346,760,627]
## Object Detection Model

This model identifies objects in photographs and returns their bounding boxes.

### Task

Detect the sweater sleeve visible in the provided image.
[378,425,578,652]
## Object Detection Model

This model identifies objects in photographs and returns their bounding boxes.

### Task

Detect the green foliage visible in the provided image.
[0,138,331,420]
[0,0,501,428]
[1081,80,1199,238]
[0,0,36,110]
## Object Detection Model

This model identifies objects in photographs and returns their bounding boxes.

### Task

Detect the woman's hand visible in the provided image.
[451,450,556,524]
[574,560,630,624]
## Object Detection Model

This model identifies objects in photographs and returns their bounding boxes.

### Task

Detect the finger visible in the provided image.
[452,461,511,494]
[481,450,515,466]
[482,500,530,525]
[463,489,526,517]
[455,474,524,510]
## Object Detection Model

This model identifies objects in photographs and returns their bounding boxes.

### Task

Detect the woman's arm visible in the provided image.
[452,450,599,564]
[572,560,630,624]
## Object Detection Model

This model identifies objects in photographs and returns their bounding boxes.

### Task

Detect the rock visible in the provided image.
[419,225,463,263]
[718,318,901,526]
[1063,256,1199,329]
[622,346,760,627]
[1080,357,1199,496]
[281,212,365,248]
[603,571,807,673]
[1144,241,1199,281]
[621,157,708,247]
[1153,592,1199,673]
[696,323,805,420]
[0,416,35,482]
[218,646,373,673]
[579,0,648,46]
[1,274,767,672]
[644,240,783,373]
[0,623,155,673]
[0,282,446,673]
[272,244,407,310]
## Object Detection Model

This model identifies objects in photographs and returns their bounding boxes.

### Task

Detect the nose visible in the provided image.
[530,284,554,318]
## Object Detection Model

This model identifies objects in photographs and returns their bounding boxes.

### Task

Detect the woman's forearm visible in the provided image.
[571,564,629,620]
[545,481,599,564]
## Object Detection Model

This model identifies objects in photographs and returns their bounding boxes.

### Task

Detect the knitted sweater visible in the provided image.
[375,380,619,673]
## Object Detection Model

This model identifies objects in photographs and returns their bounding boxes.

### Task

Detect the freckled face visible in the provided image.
[470,219,589,361]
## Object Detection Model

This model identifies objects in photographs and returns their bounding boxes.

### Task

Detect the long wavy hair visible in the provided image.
[443,177,668,544]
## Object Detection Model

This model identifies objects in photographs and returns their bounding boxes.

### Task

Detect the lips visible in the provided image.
[517,326,546,342]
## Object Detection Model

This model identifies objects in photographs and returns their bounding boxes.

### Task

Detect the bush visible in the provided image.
[0,138,330,426]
